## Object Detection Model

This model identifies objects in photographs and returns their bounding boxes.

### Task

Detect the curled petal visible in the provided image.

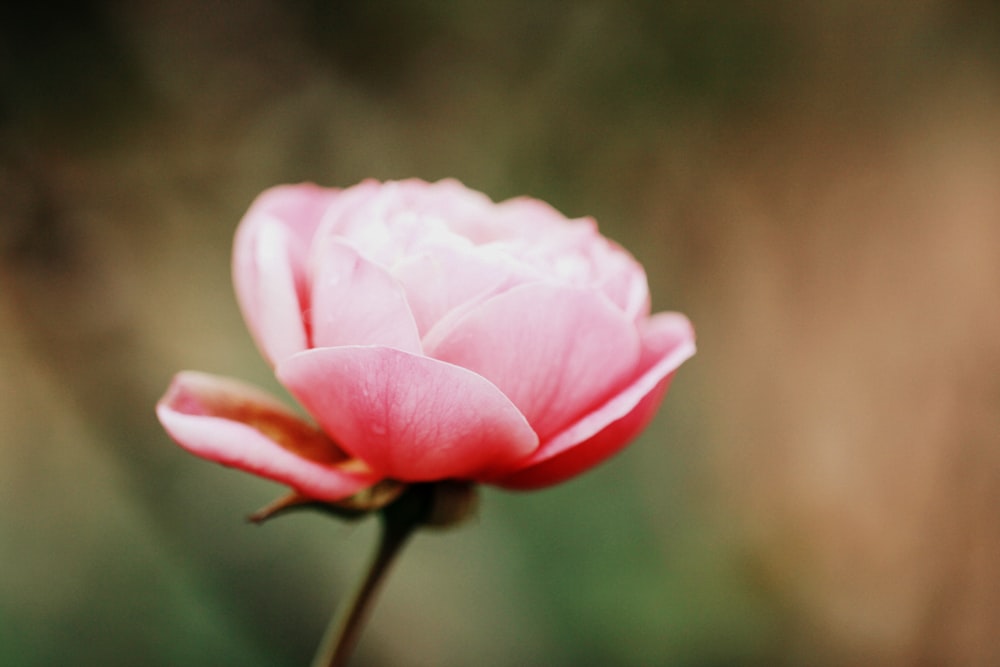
[277,347,539,481]
[425,284,641,441]
[233,185,336,364]
[503,311,695,475]
[156,371,379,501]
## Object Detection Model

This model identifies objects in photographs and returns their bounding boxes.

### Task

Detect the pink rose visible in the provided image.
[157,179,695,501]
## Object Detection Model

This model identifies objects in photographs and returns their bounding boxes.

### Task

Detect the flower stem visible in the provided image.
[310,485,432,667]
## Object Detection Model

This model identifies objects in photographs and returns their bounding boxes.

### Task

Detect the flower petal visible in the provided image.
[311,179,477,267]
[494,214,651,321]
[276,347,539,481]
[392,241,529,337]
[310,239,422,354]
[424,284,642,441]
[504,311,695,473]
[491,374,675,490]
[156,371,379,501]
[590,239,651,322]
[233,185,336,364]
[492,196,574,238]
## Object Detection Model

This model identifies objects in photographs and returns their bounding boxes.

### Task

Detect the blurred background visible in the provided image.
[2,1,999,665]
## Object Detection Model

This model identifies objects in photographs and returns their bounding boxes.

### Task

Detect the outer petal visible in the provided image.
[496,311,695,478]
[424,284,641,442]
[233,184,336,364]
[156,371,379,501]
[491,375,675,490]
[310,240,422,353]
[277,347,539,481]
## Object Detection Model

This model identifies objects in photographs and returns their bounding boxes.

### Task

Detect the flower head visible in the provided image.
[157,179,695,502]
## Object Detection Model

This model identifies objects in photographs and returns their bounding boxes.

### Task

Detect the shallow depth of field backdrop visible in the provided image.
[2,3,1000,666]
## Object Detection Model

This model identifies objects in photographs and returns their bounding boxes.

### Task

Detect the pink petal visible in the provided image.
[424,284,642,441]
[503,311,695,472]
[491,374,675,490]
[311,179,501,269]
[156,371,379,501]
[391,243,524,337]
[591,239,651,322]
[492,196,574,238]
[367,179,497,241]
[233,185,337,364]
[310,240,422,354]
[499,217,651,321]
[310,180,384,245]
[276,347,539,481]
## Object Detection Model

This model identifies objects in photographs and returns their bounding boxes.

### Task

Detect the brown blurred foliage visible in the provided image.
[2,2,999,665]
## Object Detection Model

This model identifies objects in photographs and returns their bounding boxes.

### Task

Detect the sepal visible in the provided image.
[248,479,408,524]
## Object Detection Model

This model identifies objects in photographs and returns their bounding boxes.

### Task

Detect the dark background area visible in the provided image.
[2,2,1000,665]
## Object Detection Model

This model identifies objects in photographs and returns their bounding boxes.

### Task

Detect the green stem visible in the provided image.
[310,486,431,667]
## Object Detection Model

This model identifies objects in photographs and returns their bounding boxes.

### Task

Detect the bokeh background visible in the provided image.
[3,2,1000,665]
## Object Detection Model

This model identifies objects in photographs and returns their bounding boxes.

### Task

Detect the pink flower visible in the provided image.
[157,179,695,501]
